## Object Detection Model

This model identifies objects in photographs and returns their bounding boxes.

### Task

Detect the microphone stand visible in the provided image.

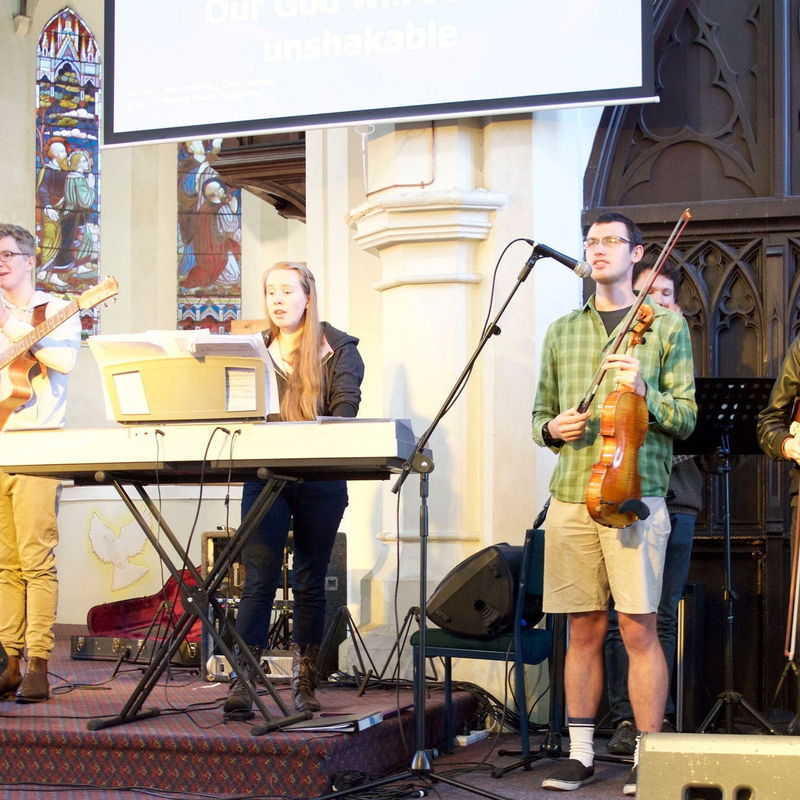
[319,247,554,800]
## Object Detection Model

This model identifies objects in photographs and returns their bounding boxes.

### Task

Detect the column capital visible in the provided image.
[349,187,506,252]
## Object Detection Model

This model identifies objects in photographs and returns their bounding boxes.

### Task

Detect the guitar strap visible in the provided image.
[32,303,47,326]
[30,302,48,379]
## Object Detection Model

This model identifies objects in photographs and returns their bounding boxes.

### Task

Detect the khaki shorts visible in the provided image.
[542,497,670,615]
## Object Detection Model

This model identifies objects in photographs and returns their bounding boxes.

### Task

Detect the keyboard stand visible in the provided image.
[87,470,312,734]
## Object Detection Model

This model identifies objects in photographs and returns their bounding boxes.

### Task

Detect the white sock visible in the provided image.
[567,718,595,768]
[633,733,641,767]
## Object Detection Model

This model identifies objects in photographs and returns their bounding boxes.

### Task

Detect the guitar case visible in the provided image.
[86,570,203,643]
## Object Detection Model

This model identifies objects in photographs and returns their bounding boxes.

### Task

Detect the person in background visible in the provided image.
[604,261,703,754]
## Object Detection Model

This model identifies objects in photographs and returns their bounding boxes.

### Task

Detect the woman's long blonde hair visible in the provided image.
[264,261,323,421]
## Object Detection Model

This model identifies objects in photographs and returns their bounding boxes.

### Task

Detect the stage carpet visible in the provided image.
[0,636,477,799]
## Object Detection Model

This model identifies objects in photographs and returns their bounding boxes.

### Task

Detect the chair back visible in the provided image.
[510,528,550,667]
[514,528,545,631]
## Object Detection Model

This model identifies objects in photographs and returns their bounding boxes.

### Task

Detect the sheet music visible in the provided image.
[113,371,150,415]
[189,331,269,362]
[225,367,257,413]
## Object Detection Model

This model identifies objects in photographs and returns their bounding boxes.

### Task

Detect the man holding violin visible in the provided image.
[532,212,696,795]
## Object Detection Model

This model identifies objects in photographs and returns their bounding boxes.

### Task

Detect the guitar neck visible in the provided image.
[0,300,79,370]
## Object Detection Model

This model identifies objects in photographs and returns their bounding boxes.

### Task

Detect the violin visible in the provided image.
[586,305,654,527]
[581,209,692,529]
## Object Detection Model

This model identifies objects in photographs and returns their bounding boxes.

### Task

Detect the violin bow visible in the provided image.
[576,208,693,414]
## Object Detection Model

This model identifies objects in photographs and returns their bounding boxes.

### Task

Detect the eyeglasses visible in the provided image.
[0,251,30,261]
[583,236,632,249]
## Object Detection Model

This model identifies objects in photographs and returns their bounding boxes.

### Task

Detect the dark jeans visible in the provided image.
[236,479,348,649]
[604,511,696,722]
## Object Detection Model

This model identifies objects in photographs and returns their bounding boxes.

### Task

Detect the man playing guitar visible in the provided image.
[0,223,81,703]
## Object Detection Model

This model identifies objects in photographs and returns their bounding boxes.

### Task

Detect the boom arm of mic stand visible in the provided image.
[392,252,545,495]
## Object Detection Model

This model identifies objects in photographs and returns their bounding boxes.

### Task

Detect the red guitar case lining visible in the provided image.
[87,570,203,643]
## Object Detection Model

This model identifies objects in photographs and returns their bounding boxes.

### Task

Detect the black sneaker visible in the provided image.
[623,765,637,796]
[541,759,595,791]
[607,719,637,755]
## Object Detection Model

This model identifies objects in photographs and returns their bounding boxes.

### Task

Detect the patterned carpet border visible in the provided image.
[0,640,476,799]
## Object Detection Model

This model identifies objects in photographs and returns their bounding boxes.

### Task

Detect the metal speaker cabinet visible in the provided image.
[639,732,797,799]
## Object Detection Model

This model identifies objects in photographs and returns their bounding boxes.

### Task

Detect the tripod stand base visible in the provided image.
[251,710,312,736]
[492,729,563,778]
[772,659,800,735]
[87,708,160,731]
[698,691,777,735]
[318,767,515,800]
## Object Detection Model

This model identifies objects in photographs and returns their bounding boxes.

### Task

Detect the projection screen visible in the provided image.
[104,0,655,146]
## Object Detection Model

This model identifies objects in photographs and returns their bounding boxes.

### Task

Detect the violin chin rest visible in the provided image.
[618,499,650,521]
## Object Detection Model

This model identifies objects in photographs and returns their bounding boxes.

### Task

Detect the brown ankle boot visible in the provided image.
[223,645,264,720]
[16,657,50,703]
[0,655,21,700]
[291,643,321,713]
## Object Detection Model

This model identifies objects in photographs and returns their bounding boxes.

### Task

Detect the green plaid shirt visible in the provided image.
[532,295,697,503]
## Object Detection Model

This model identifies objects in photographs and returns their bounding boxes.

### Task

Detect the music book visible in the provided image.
[281,710,384,734]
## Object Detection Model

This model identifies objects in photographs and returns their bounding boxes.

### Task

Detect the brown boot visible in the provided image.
[16,657,50,703]
[0,655,22,700]
[291,643,321,713]
[223,645,263,720]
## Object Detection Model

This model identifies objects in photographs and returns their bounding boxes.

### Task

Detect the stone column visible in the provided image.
[347,120,506,668]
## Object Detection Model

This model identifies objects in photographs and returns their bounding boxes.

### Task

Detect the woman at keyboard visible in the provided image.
[224,261,364,718]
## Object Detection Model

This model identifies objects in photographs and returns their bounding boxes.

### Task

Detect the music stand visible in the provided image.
[676,377,777,734]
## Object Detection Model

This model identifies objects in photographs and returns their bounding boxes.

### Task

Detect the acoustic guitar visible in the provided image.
[0,276,118,430]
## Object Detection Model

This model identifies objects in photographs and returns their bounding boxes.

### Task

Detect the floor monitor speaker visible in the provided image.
[427,541,542,638]
[639,732,796,799]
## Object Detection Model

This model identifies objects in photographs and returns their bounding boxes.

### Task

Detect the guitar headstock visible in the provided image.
[78,276,119,310]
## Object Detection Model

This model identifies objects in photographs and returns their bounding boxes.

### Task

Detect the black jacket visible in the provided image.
[266,322,364,418]
[756,337,800,461]
[667,457,703,516]
[319,322,364,417]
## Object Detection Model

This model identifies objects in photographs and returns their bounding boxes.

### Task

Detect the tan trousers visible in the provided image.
[543,497,671,615]
[0,472,60,659]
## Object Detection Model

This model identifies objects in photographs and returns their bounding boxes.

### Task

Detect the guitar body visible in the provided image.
[0,303,47,432]
[0,349,41,431]
[0,277,118,432]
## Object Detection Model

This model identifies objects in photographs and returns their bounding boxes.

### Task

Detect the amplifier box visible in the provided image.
[205,650,292,683]
[199,530,347,680]
[71,634,199,667]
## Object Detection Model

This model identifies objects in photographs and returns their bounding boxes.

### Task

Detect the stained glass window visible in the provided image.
[35,8,101,338]
[177,139,242,332]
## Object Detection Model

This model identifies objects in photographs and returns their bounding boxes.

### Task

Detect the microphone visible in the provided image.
[523,240,592,278]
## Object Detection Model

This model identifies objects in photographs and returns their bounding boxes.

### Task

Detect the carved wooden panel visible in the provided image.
[587,0,775,208]
[213,133,306,222]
